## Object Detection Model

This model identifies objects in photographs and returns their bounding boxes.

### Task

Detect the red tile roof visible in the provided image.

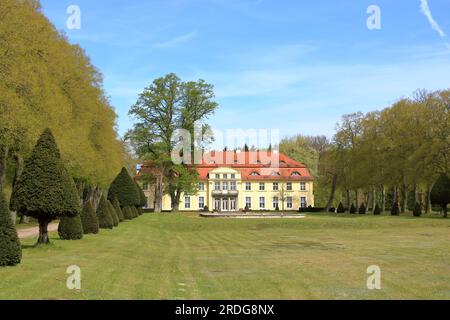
[137,151,314,181]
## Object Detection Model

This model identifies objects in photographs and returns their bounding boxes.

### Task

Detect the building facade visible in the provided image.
[136,151,314,212]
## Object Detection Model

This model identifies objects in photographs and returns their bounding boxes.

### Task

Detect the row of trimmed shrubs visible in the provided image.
[298,202,424,216]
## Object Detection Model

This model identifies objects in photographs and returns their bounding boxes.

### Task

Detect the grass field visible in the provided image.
[1,213,449,300]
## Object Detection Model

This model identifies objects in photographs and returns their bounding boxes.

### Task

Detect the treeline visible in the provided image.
[283,89,450,214]
[0,0,127,204]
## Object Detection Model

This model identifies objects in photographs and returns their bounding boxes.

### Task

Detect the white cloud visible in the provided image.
[154,31,197,48]
[420,0,446,37]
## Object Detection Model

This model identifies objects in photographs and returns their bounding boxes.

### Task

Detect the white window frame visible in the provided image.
[198,182,205,191]
[287,197,293,209]
[273,182,279,191]
[185,196,191,209]
[214,181,220,191]
[230,181,237,191]
[300,182,306,191]
[245,182,251,191]
[300,196,307,208]
[199,196,205,209]
[273,197,279,209]
[245,197,252,208]
[259,197,265,209]
[287,182,292,191]
[222,181,228,191]
[259,182,265,191]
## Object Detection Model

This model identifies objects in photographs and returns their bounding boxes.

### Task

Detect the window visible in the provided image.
[231,174,236,179]
[199,196,205,209]
[287,182,292,191]
[271,171,280,176]
[230,181,237,191]
[250,172,260,176]
[142,182,149,190]
[245,197,252,209]
[223,174,228,179]
[300,197,307,208]
[287,197,293,209]
[184,197,191,209]
[222,181,228,191]
[300,182,306,191]
[273,182,279,191]
[259,182,265,191]
[214,181,220,191]
[259,197,265,209]
[292,172,301,177]
[215,174,220,179]
[198,182,205,191]
[144,196,149,208]
[273,197,279,209]
[245,182,251,191]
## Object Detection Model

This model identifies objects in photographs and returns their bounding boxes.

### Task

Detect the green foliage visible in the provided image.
[135,181,147,208]
[108,168,140,208]
[430,174,450,209]
[131,206,139,218]
[358,203,366,215]
[58,215,83,240]
[0,0,126,189]
[113,197,124,222]
[80,202,99,234]
[349,203,357,214]
[108,201,119,227]
[391,202,400,216]
[10,129,80,219]
[0,192,21,267]
[337,202,345,213]
[373,203,381,215]
[122,206,134,220]
[97,195,114,229]
[413,202,422,217]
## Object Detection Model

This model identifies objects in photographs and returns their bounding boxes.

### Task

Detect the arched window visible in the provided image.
[250,171,260,176]
[291,172,301,177]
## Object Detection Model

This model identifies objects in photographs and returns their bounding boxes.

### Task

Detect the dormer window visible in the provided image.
[250,172,260,176]
[291,172,301,176]
[271,171,280,176]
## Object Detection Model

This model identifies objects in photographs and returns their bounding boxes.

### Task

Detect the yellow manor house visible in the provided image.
[136,151,314,212]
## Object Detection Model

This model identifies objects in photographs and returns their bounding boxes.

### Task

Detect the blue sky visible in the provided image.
[40,0,450,139]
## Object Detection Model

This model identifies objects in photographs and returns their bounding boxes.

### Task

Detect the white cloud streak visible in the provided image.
[154,31,197,48]
[420,0,446,37]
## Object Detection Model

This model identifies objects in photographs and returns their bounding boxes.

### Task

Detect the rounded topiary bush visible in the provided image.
[203,205,210,212]
[137,207,143,215]
[391,202,400,216]
[373,203,381,215]
[80,202,99,234]
[131,206,139,218]
[431,174,450,218]
[0,192,22,267]
[108,200,119,227]
[97,195,114,229]
[413,202,422,217]
[349,203,357,214]
[58,215,84,240]
[123,206,134,220]
[337,202,345,213]
[358,203,366,215]
[112,198,124,222]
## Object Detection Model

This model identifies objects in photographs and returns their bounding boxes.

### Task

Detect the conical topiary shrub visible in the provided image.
[358,203,366,215]
[138,207,143,215]
[112,197,124,222]
[108,168,141,209]
[0,192,21,266]
[123,206,134,220]
[391,202,400,216]
[431,174,450,218]
[413,202,422,217]
[58,215,83,240]
[337,202,345,213]
[349,203,357,214]
[80,202,99,234]
[97,195,114,229]
[108,200,119,227]
[131,206,138,218]
[10,129,81,244]
[373,203,381,215]
[134,180,147,214]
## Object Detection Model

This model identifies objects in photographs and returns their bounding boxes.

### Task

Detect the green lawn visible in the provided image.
[1,213,449,300]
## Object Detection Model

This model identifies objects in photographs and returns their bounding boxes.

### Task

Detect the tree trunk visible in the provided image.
[380,185,386,213]
[364,191,370,209]
[443,204,448,218]
[355,190,359,209]
[400,183,407,213]
[12,154,26,223]
[324,174,338,212]
[0,145,8,191]
[425,183,433,214]
[413,183,418,205]
[154,174,163,213]
[346,189,351,212]
[170,189,181,212]
[37,217,52,244]
[371,186,376,212]
[392,186,398,205]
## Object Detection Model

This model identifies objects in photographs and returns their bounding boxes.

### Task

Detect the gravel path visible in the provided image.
[17,223,59,239]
